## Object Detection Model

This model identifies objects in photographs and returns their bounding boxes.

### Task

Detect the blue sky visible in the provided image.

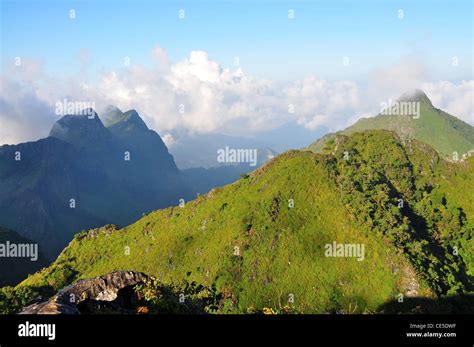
[1,0,473,146]
[1,0,472,82]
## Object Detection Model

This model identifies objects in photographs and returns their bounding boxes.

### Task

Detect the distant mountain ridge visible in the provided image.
[308,90,474,159]
[0,106,275,261]
[0,108,191,259]
[167,132,277,170]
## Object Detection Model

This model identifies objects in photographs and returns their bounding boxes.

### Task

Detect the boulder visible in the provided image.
[18,270,150,314]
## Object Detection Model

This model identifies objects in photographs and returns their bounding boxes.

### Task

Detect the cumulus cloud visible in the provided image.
[95,48,286,136]
[152,45,169,67]
[0,49,472,146]
[422,80,474,124]
[0,59,57,144]
[286,76,363,131]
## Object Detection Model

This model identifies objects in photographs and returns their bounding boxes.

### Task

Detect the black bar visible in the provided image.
[0,314,472,346]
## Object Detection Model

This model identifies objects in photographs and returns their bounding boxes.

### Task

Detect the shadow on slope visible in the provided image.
[378,294,474,314]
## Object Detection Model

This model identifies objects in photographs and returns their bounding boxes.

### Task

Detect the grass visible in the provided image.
[11,130,473,314]
[309,98,474,160]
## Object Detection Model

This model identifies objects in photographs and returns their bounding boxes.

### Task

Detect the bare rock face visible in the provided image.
[18,271,150,314]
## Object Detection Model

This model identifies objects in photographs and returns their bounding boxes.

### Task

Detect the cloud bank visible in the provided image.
[1,46,473,145]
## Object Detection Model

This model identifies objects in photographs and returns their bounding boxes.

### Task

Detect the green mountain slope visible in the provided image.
[308,90,474,159]
[9,130,474,314]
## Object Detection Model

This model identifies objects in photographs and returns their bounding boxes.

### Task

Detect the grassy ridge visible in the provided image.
[308,95,474,159]
[345,103,473,158]
[7,130,473,314]
[323,131,473,295]
[18,143,416,313]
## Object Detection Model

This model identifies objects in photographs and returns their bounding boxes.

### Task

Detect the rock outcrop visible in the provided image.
[19,271,150,314]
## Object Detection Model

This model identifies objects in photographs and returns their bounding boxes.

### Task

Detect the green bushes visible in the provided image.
[134,279,221,314]
[0,286,38,314]
[328,131,473,296]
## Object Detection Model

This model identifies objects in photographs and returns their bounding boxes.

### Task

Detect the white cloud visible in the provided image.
[0,72,56,145]
[161,133,176,148]
[286,76,363,131]
[94,48,286,136]
[0,50,472,146]
[171,51,221,83]
[152,45,169,67]
[368,56,429,100]
[422,80,474,124]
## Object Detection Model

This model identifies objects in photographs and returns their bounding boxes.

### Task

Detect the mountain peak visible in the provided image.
[101,105,123,127]
[103,108,149,132]
[397,89,433,106]
[50,108,103,131]
[101,106,148,130]
[49,109,110,147]
[309,89,474,158]
[103,105,122,114]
